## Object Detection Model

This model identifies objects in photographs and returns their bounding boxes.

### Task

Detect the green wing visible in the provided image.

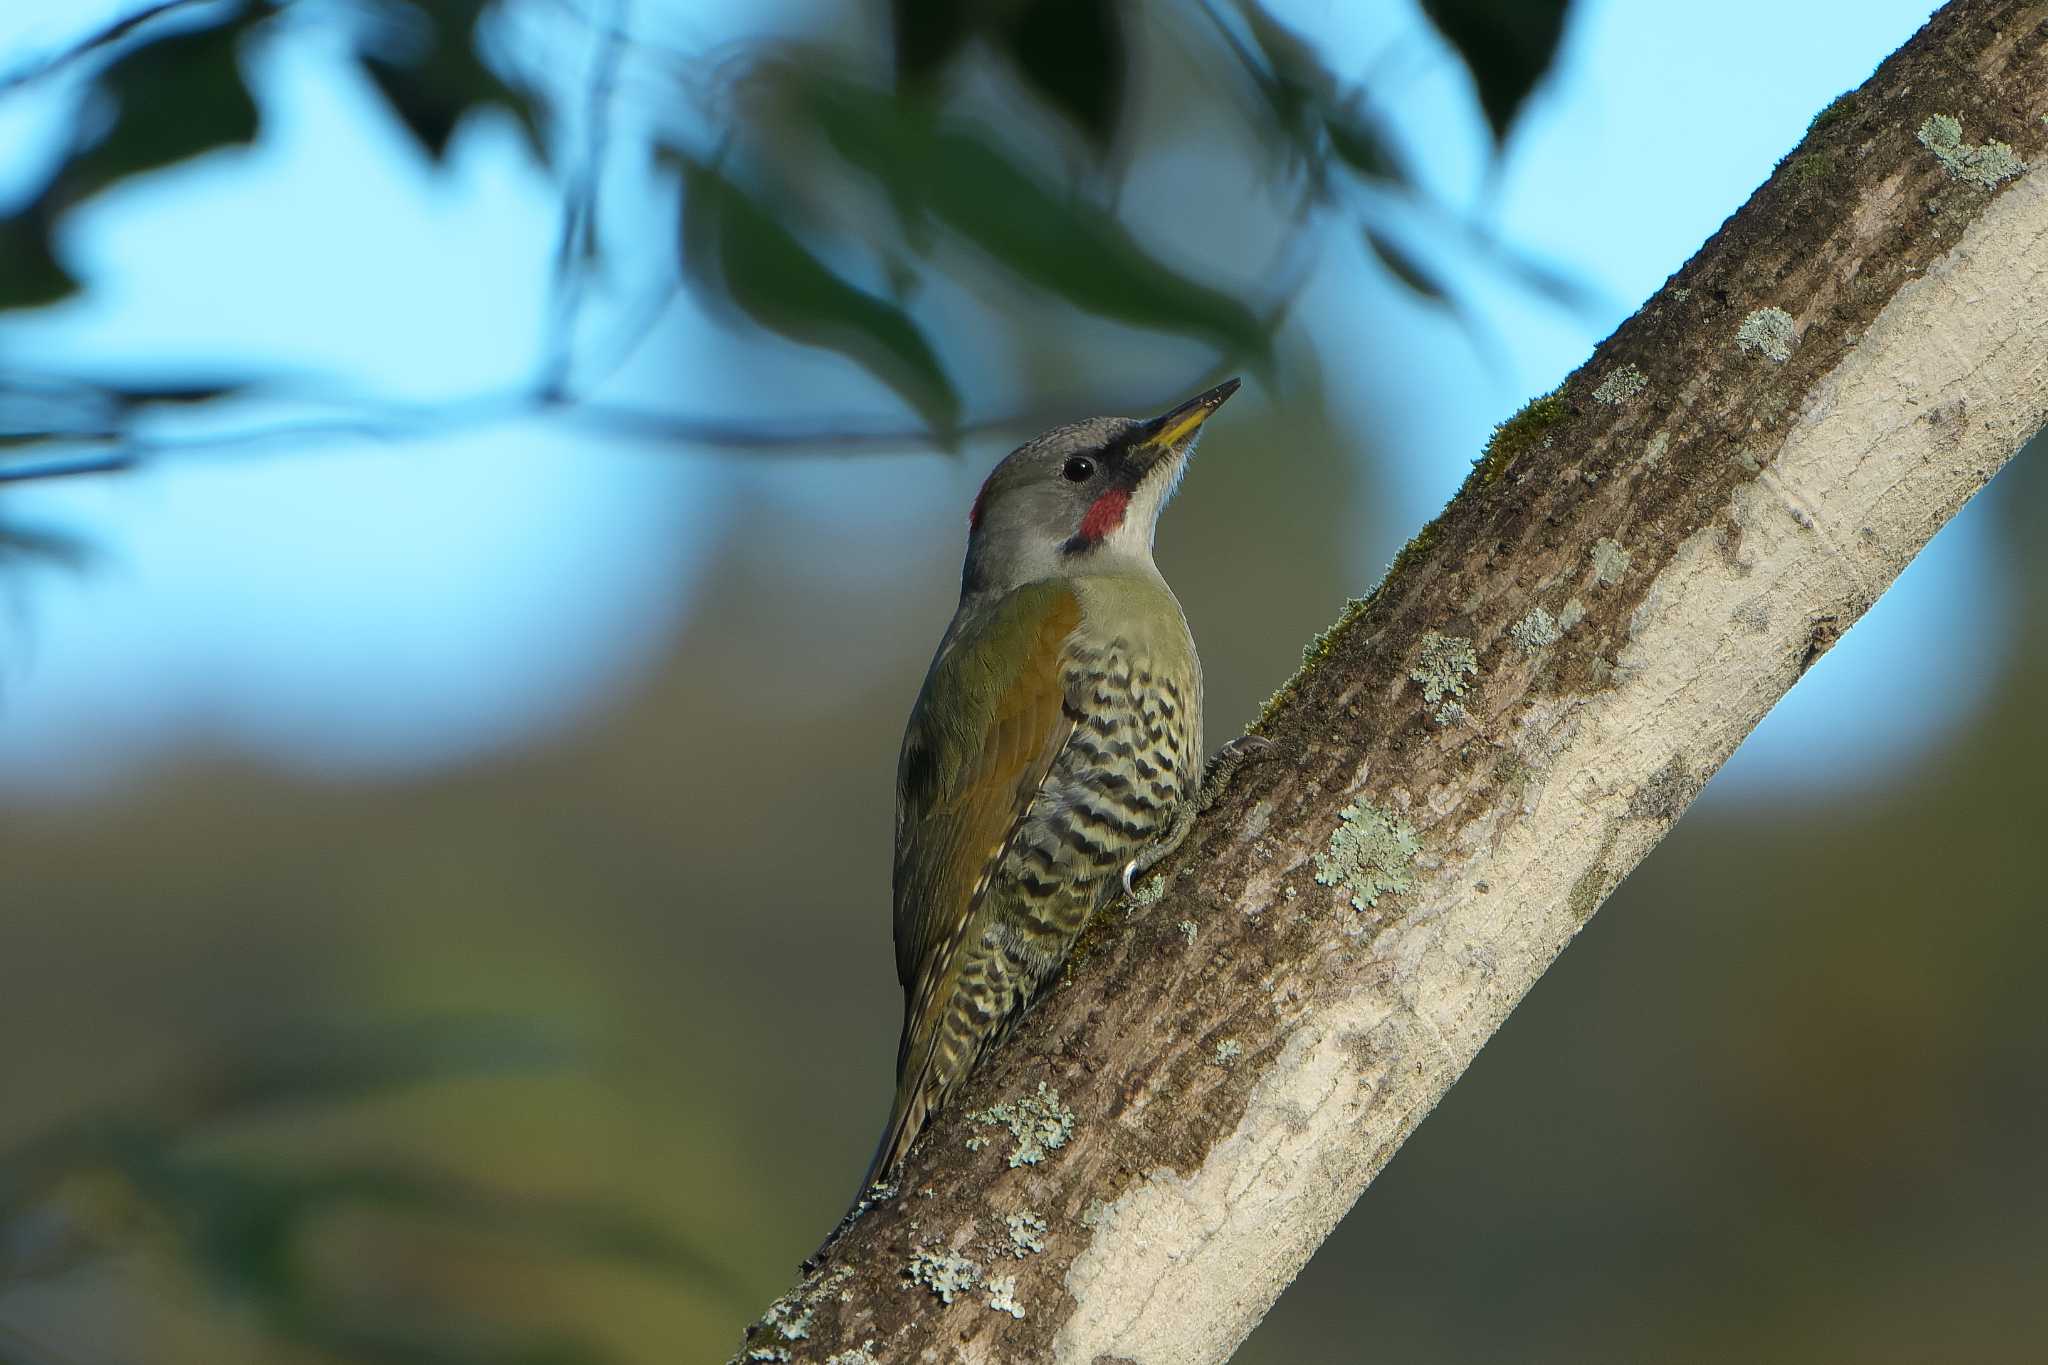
[892,580,1081,1013]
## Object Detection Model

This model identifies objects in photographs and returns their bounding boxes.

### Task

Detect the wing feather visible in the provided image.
[891,581,1082,1060]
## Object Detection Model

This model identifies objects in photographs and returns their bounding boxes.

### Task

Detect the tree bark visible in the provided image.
[741,3,2048,1360]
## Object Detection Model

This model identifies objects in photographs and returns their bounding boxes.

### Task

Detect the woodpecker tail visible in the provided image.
[863,1074,936,1193]
[803,1052,943,1273]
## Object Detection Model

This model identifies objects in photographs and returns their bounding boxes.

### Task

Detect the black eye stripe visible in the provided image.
[1062,457,1095,482]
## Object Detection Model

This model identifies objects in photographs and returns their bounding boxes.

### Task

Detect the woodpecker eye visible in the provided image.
[1061,457,1096,482]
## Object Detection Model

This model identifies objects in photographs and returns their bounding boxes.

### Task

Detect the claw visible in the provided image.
[1122,860,1138,896]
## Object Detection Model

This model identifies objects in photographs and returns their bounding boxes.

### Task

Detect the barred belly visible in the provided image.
[960,634,1202,1046]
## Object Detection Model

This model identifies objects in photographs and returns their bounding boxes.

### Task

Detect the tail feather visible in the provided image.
[804,1045,942,1272]
[863,1080,933,1192]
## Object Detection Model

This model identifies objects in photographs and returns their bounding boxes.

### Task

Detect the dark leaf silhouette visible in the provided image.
[891,0,975,90]
[1003,0,1128,152]
[61,5,261,201]
[0,210,75,310]
[0,4,261,313]
[358,0,544,163]
[1420,0,1571,145]
[1323,105,1405,185]
[1363,225,1450,303]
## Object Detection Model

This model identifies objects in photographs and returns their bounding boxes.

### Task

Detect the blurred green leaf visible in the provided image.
[891,0,975,90]
[1229,0,1321,169]
[56,3,261,207]
[1231,0,1406,191]
[921,134,1266,354]
[801,77,1269,359]
[0,211,75,311]
[1003,0,1127,152]
[358,0,544,164]
[1419,0,1572,146]
[677,156,961,437]
[1323,105,1404,185]
[1362,226,1449,304]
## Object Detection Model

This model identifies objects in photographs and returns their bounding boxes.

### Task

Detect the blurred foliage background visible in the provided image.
[2,0,2043,1362]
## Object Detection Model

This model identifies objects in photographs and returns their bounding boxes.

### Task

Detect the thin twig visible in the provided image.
[537,0,631,399]
[0,376,1235,486]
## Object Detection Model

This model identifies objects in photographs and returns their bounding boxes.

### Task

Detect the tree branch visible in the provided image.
[744,2,2048,1359]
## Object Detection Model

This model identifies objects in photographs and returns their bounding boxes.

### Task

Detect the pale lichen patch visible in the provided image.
[1409,632,1478,725]
[1591,538,1632,586]
[751,1266,849,1350]
[1917,113,2026,188]
[1126,874,1167,909]
[1559,598,1587,630]
[1178,918,1198,945]
[1004,1211,1048,1257]
[1312,800,1420,910]
[968,1082,1075,1167]
[986,1274,1026,1319]
[824,1347,879,1365]
[1593,363,1647,404]
[1510,607,1562,651]
[1213,1038,1244,1066]
[1736,307,1798,362]
[905,1248,982,1304]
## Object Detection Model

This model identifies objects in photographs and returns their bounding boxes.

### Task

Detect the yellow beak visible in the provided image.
[1139,377,1241,452]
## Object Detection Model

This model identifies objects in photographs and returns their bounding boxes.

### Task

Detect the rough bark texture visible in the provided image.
[741,3,2048,1360]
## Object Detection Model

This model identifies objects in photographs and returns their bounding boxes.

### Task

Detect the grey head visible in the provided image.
[960,378,1239,600]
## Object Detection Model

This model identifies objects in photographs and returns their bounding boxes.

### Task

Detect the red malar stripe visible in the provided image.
[1077,487,1130,542]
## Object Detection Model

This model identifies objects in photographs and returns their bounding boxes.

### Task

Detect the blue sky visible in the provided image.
[0,0,2000,797]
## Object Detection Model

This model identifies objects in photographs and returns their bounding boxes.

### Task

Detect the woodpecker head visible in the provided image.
[960,378,1238,598]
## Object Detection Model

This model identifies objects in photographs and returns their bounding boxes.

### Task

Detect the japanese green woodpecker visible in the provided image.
[866,378,1241,1188]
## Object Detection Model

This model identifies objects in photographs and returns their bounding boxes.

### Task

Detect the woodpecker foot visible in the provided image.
[1198,734,1278,811]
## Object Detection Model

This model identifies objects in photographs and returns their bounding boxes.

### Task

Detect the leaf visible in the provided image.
[1363,226,1450,304]
[1419,0,1573,146]
[677,157,960,436]
[1002,0,1128,152]
[801,79,1269,359]
[924,130,1267,354]
[1323,105,1405,184]
[1231,0,1321,148]
[358,0,544,164]
[1363,225,1511,378]
[57,5,261,207]
[891,0,976,90]
[0,212,76,312]
[1231,1,1406,190]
